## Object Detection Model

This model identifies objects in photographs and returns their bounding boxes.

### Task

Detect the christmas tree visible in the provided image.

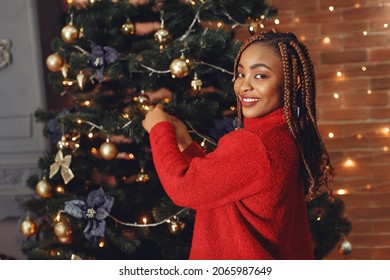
[19,0,350,260]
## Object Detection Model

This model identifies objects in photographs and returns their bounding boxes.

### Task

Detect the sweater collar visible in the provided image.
[243,107,286,129]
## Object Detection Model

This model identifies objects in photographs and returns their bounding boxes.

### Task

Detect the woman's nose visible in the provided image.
[240,77,254,92]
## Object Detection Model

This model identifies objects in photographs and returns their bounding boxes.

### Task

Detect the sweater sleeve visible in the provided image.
[149,121,275,210]
[181,141,206,162]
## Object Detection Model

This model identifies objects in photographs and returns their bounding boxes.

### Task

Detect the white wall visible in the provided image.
[0,0,47,223]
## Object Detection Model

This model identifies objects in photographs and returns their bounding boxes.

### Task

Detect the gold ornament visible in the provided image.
[36,178,53,198]
[99,139,118,160]
[136,167,150,183]
[49,150,75,184]
[339,239,352,255]
[170,53,188,78]
[191,73,202,94]
[77,70,87,90]
[46,53,64,72]
[154,23,171,50]
[61,22,79,43]
[20,217,37,237]
[54,221,72,240]
[134,90,150,112]
[121,19,136,36]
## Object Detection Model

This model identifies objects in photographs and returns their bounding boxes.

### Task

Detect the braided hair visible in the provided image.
[233,30,335,201]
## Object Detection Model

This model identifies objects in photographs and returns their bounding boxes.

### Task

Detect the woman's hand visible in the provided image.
[142,103,172,133]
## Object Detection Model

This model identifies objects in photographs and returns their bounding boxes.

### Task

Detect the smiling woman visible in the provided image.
[142,30,335,260]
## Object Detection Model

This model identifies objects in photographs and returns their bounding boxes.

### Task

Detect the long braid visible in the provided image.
[234,31,335,201]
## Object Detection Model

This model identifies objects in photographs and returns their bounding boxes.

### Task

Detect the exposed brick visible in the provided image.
[321,21,368,35]
[319,108,370,121]
[370,107,390,119]
[369,48,390,61]
[320,0,370,8]
[343,6,390,21]
[320,50,367,64]
[345,207,390,220]
[344,33,390,48]
[268,0,320,9]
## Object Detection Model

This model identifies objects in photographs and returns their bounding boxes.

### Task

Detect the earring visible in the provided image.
[297,107,300,118]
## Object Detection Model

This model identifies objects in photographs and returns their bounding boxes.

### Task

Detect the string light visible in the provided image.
[335,189,349,195]
[343,159,356,167]
[361,66,367,71]
[328,6,335,11]
[367,90,372,94]
[333,93,340,99]
[323,37,331,44]
[336,71,343,77]
[328,132,335,138]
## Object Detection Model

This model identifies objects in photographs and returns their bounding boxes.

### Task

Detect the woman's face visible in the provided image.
[234,42,284,119]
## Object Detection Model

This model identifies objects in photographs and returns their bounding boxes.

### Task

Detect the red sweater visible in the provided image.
[149,108,314,260]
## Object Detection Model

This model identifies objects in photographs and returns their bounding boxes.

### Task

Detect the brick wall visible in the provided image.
[237,0,390,259]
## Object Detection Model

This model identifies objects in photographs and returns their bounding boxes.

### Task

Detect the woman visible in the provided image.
[142,31,334,259]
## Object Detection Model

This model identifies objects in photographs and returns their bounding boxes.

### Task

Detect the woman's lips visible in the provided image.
[240,97,260,108]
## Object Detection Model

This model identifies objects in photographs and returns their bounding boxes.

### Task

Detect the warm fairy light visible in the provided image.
[74,143,80,148]
[333,93,340,99]
[88,132,93,138]
[71,136,78,141]
[366,184,372,190]
[383,146,389,152]
[328,132,334,138]
[91,147,98,156]
[336,71,342,77]
[363,31,368,36]
[356,133,363,139]
[77,119,82,124]
[56,185,65,194]
[143,105,150,111]
[384,23,389,28]
[361,66,367,71]
[217,22,223,28]
[261,15,266,20]
[300,35,306,41]
[294,17,300,23]
[274,19,280,25]
[343,159,356,167]
[83,101,90,106]
[142,217,148,224]
[200,139,206,147]
[316,216,321,221]
[259,23,265,29]
[323,37,331,44]
[163,97,171,103]
[355,3,360,8]
[336,189,349,195]
[329,6,334,11]
[230,106,235,111]
[382,127,390,135]
[128,153,135,159]
[98,240,105,248]
[367,90,372,94]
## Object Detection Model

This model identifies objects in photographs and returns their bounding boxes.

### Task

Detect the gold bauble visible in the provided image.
[154,27,171,46]
[36,178,53,198]
[61,23,79,43]
[191,73,202,94]
[99,141,118,160]
[20,217,37,237]
[54,221,72,239]
[46,53,64,72]
[121,21,136,36]
[170,56,188,78]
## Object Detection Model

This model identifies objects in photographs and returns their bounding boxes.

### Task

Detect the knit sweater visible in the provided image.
[149,107,314,260]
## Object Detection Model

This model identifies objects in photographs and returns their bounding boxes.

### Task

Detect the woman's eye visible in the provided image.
[255,74,267,79]
[237,73,244,78]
